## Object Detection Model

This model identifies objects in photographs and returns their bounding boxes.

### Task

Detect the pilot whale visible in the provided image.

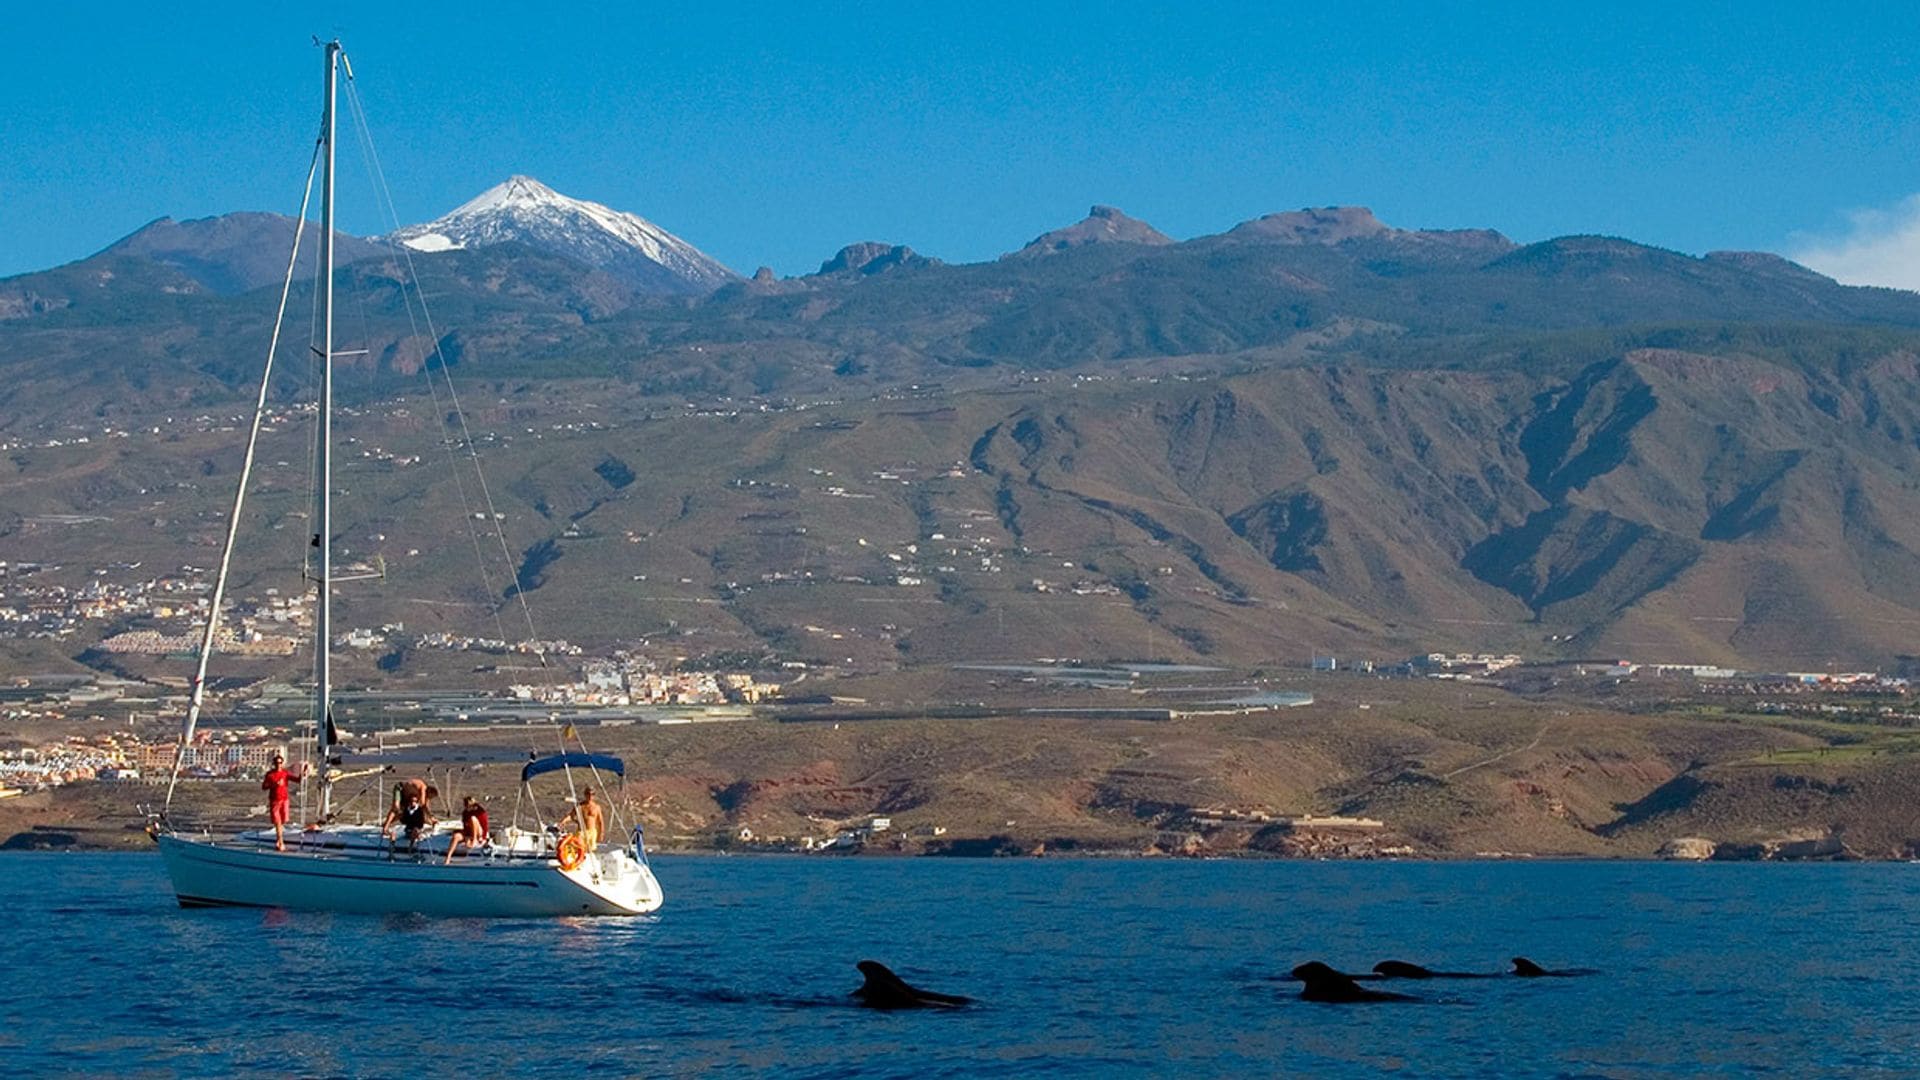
[1290,961,1418,1003]
[851,961,973,1009]
[1511,956,1599,977]
[1371,960,1498,980]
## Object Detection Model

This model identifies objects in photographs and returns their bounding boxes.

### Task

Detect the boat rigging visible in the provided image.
[151,39,664,917]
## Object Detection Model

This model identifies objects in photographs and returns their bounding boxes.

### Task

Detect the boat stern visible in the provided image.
[568,848,664,915]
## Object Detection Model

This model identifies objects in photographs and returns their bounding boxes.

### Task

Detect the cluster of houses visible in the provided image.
[0,734,133,791]
[1308,652,1524,676]
[0,729,287,791]
[131,735,288,779]
[509,665,779,706]
[99,628,298,657]
[1308,652,1914,696]
[728,815,948,853]
[411,632,583,657]
[0,562,213,641]
[3,564,311,656]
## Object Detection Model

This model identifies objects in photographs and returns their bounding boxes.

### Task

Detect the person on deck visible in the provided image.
[559,787,606,851]
[393,777,437,816]
[261,754,301,852]
[444,795,490,864]
[382,781,436,847]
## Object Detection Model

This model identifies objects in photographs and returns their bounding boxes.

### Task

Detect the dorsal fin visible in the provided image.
[1290,961,1349,983]
[852,960,971,1008]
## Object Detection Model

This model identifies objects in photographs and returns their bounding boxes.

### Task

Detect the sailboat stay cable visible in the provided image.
[561,724,631,842]
[164,137,326,811]
[554,725,580,811]
[341,69,552,664]
[334,93,511,646]
[149,39,665,920]
[337,75,533,653]
[334,102,510,645]
[300,191,324,587]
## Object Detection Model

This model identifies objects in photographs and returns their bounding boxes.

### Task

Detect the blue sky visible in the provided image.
[6,2,1920,285]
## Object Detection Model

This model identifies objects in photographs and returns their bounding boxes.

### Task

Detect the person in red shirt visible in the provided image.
[444,795,490,864]
[261,754,302,852]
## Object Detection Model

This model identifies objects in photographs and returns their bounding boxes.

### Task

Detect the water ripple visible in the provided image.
[2,855,1916,1076]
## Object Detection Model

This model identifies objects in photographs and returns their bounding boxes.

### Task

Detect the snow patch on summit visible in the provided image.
[447,175,571,216]
[388,176,735,294]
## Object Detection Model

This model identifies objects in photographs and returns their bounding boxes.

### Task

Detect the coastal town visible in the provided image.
[0,726,285,795]
[4,640,1914,807]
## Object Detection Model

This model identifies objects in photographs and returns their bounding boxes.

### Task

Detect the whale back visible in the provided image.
[1291,960,1415,1003]
[854,960,972,1008]
[1373,960,1435,979]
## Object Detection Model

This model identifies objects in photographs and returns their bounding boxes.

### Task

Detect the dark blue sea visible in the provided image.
[2,855,1916,1077]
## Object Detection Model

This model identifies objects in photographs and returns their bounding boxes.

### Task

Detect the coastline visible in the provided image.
[10,679,1918,863]
[0,822,1887,862]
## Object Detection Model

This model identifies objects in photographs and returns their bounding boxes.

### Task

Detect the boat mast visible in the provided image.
[314,39,339,817]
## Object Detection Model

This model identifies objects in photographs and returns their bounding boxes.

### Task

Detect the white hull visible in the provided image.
[151,46,664,924]
[156,830,663,917]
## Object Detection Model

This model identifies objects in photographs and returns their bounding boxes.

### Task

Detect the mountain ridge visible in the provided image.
[6,196,1920,666]
[1006,205,1174,258]
[98,212,385,295]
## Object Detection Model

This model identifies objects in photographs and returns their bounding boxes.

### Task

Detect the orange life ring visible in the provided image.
[556,834,588,870]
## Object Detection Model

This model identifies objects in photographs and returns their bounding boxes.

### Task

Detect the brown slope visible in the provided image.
[1006,205,1174,258]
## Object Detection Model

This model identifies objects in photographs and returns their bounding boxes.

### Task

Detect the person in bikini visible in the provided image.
[444,795,490,864]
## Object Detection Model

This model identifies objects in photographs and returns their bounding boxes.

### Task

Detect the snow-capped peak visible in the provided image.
[387,176,736,295]
[449,175,570,216]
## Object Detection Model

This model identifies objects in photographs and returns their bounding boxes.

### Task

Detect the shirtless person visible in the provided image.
[393,777,437,816]
[261,754,301,851]
[444,795,490,864]
[381,778,437,847]
[559,787,605,851]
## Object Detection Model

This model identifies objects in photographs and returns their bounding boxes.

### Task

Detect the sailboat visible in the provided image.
[152,40,663,917]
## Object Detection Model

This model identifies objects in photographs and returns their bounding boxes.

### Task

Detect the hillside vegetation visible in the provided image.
[5,206,1920,668]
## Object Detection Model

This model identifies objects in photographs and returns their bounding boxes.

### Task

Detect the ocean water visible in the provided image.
[2,855,1916,1077]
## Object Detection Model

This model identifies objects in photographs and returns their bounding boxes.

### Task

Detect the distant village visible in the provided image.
[6,640,1916,799]
[509,662,780,706]
[0,727,287,796]
[1309,650,1913,695]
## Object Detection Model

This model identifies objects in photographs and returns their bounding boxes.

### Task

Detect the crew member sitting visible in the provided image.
[444,795,490,864]
[559,787,606,851]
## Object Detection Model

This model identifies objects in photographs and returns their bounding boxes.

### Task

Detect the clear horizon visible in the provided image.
[8,2,1920,287]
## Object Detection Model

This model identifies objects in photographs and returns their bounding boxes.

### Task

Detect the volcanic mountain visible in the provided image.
[387,175,736,295]
[1007,205,1174,258]
[95,213,384,295]
[13,198,1920,665]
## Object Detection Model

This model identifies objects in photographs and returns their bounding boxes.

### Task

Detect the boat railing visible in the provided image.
[153,799,640,869]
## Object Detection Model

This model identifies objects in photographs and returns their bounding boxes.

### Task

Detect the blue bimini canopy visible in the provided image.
[521,752,626,785]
